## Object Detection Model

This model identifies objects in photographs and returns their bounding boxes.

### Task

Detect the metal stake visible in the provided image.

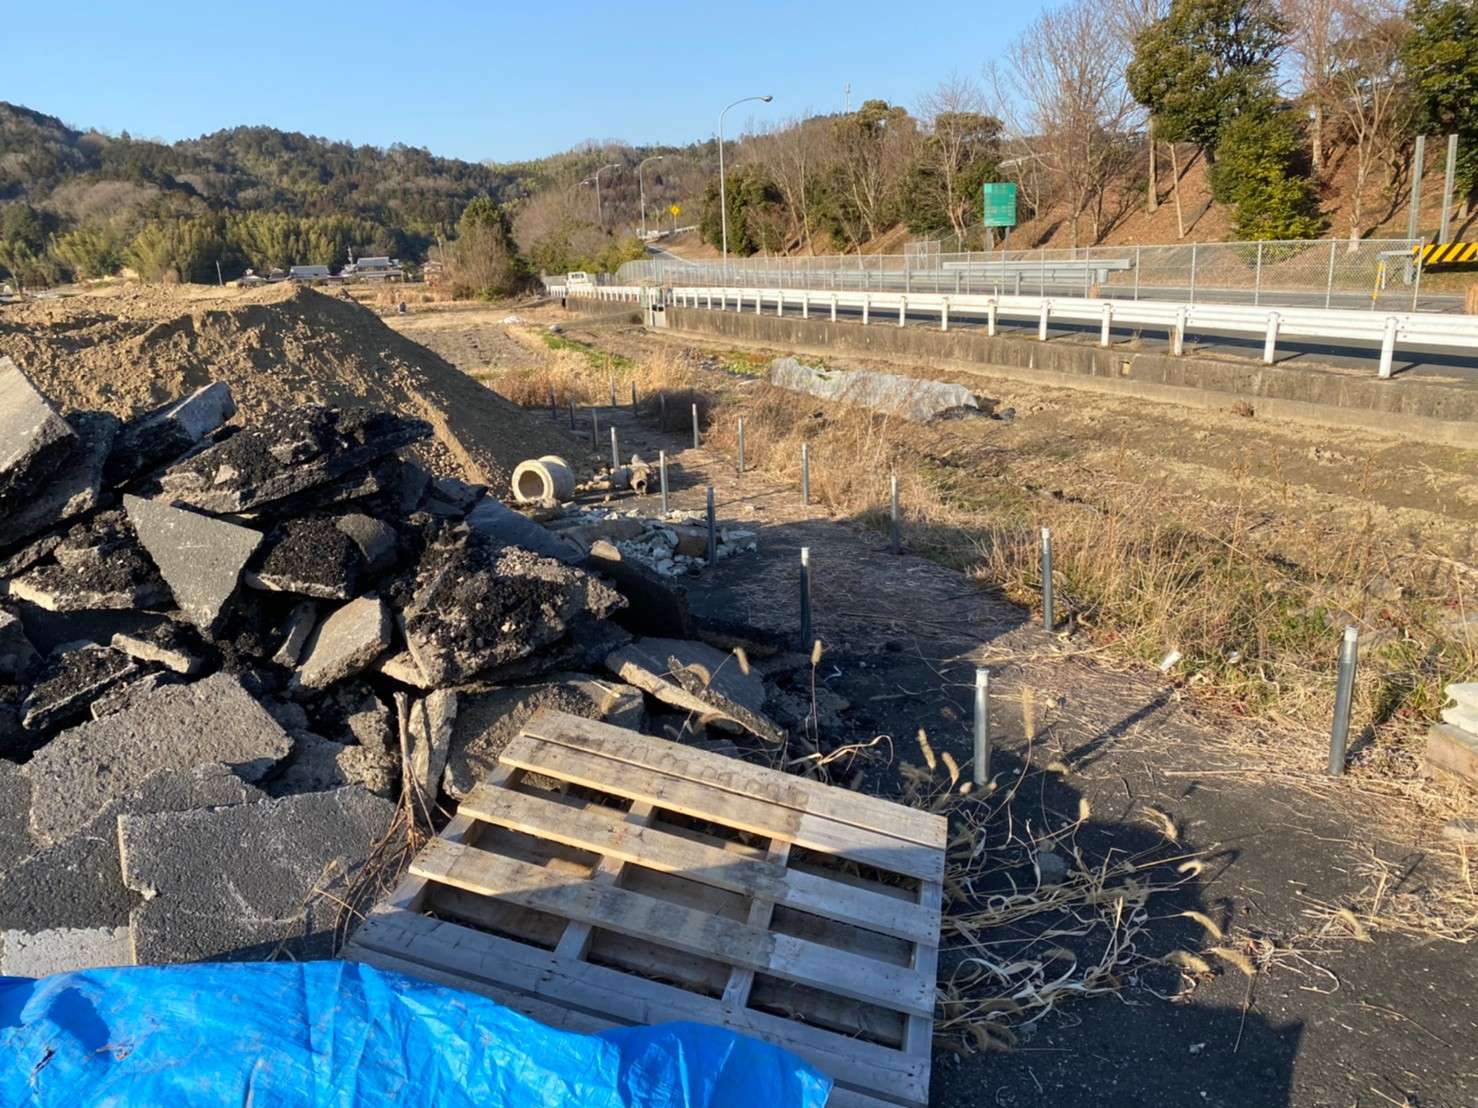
[706,486,717,565]
[973,667,991,787]
[1041,527,1054,632]
[737,418,746,476]
[660,391,667,428]
[568,398,576,429]
[691,403,700,450]
[799,546,813,650]
[1327,626,1359,776]
[889,473,901,554]
[631,381,639,415]
[548,386,557,420]
[801,443,810,505]
[609,376,617,407]
[610,426,619,472]
[658,450,669,514]
[591,407,600,448]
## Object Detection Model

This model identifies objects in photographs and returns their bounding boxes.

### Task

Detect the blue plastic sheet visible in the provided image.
[0,960,833,1108]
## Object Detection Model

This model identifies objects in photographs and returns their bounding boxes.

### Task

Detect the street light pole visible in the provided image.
[718,94,773,264]
[586,163,621,230]
[639,155,666,241]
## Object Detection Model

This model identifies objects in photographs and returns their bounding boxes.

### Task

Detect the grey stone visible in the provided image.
[0,926,132,976]
[156,406,430,514]
[0,355,76,512]
[402,531,625,686]
[335,513,398,575]
[770,355,980,422]
[465,498,585,564]
[405,689,458,804]
[270,731,399,798]
[0,411,120,548]
[118,786,395,964]
[443,675,645,800]
[106,382,236,484]
[0,532,64,579]
[389,458,432,514]
[292,596,390,694]
[371,647,433,689]
[271,600,319,667]
[0,764,260,933]
[606,637,783,743]
[0,608,40,682]
[1035,850,1070,884]
[21,645,141,733]
[111,623,206,675]
[125,495,263,633]
[24,673,292,845]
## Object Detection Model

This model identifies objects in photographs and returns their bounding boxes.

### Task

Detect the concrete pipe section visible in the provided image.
[511,455,575,505]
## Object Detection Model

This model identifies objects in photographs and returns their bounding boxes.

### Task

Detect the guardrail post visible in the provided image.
[777,291,784,317]
[941,297,950,332]
[862,294,870,325]
[755,289,762,315]
[1325,239,1337,310]
[1038,301,1050,341]
[1254,242,1263,307]
[1262,312,1280,365]
[987,299,998,337]
[898,296,907,328]
[801,292,809,319]
[830,294,838,321]
[1378,316,1397,379]
[1099,303,1112,347]
[1173,306,1187,356]
[1189,243,1198,304]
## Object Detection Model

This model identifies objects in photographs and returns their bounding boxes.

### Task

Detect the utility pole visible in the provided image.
[638,155,665,241]
[1406,134,1427,242]
[718,94,773,264]
[590,162,620,230]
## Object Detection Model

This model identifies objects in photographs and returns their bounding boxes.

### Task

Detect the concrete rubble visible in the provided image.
[0,357,792,975]
[1427,682,1478,790]
[769,354,981,422]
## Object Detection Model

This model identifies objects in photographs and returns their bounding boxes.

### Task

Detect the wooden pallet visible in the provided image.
[344,709,947,1108]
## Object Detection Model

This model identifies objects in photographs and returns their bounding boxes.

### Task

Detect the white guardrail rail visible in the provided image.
[550,283,1476,379]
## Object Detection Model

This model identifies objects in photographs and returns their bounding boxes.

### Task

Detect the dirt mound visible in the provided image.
[0,282,583,488]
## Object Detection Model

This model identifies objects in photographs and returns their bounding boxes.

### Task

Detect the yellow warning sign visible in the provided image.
[669,204,682,218]
[1415,241,1478,266]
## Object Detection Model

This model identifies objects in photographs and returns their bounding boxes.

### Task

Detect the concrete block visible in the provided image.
[105,381,236,484]
[0,764,260,933]
[0,925,131,976]
[465,498,585,564]
[271,600,319,667]
[248,517,363,599]
[606,637,782,743]
[0,411,120,548]
[443,675,644,800]
[111,622,206,675]
[335,513,398,575]
[0,608,40,682]
[118,786,394,964]
[1445,682,1478,713]
[125,495,263,633]
[24,673,292,845]
[1441,703,1478,734]
[20,644,141,733]
[1427,723,1478,790]
[0,355,76,510]
[405,689,458,803]
[291,596,390,693]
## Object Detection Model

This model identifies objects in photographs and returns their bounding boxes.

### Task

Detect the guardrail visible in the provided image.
[558,282,1471,379]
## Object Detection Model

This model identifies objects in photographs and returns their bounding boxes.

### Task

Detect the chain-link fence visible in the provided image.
[616,238,1453,312]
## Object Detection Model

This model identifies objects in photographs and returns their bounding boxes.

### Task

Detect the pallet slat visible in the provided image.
[411,837,935,1018]
[459,783,939,943]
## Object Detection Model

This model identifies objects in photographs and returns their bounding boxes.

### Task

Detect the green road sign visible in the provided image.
[983,182,1018,228]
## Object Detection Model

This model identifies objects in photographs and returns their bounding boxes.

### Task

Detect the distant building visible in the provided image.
[342,256,404,282]
[287,265,332,282]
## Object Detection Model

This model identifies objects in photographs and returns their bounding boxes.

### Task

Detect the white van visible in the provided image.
[565,271,594,290]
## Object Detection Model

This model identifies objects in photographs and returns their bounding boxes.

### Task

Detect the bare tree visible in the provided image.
[993,0,1139,248]
[1106,0,1169,212]
[831,100,918,245]
[916,75,1002,241]
[744,116,828,252]
[1282,0,1340,173]
[1326,0,1411,238]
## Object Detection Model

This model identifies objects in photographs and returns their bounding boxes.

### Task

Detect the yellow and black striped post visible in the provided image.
[1416,241,1478,267]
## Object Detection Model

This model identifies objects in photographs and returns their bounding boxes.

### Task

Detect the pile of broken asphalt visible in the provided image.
[0,354,787,975]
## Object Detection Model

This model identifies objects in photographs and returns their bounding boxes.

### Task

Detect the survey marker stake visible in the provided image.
[890,474,901,554]
[692,403,700,450]
[591,407,600,449]
[706,486,717,565]
[738,418,746,476]
[548,386,556,420]
[631,381,639,415]
[610,426,619,472]
[974,667,991,787]
[1327,626,1359,776]
[801,443,810,506]
[659,450,669,514]
[799,546,813,651]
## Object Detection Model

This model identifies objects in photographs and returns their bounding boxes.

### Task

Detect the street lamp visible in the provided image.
[585,163,621,229]
[718,94,773,263]
[638,155,666,241]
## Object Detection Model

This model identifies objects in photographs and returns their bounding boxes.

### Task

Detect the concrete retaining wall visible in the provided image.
[660,307,1478,445]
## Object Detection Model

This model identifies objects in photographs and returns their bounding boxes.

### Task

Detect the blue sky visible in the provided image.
[7,1,1043,162]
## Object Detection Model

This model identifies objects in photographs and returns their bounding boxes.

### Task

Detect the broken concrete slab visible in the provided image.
[336,513,398,575]
[21,645,142,733]
[770,355,981,422]
[583,540,695,639]
[402,530,625,686]
[443,675,645,800]
[371,647,433,689]
[0,925,132,976]
[105,381,237,484]
[89,671,183,720]
[0,532,64,579]
[0,760,33,871]
[423,475,483,517]
[118,786,394,964]
[24,673,293,845]
[1427,722,1478,789]
[157,406,431,514]
[271,600,318,668]
[465,498,585,564]
[270,730,399,798]
[247,516,363,599]
[125,494,263,633]
[111,621,206,675]
[405,689,458,804]
[0,410,120,548]
[606,637,783,744]
[0,764,260,935]
[0,355,77,512]
[0,608,40,682]
[8,549,171,612]
[291,596,390,694]
[6,600,163,657]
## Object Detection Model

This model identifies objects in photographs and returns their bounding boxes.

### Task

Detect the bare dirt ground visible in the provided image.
[388,300,1477,1107]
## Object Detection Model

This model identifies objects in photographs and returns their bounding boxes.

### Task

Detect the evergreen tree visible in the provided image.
[1401,0,1478,193]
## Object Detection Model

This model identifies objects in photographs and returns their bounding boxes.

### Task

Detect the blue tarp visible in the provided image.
[0,960,832,1108]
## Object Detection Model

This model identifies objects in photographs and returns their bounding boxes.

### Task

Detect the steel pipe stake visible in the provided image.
[889,474,901,554]
[631,381,639,415]
[692,403,700,450]
[1041,527,1055,632]
[801,443,810,506]
[610,426,619,472]
[591,407,600,449]
[973,667,991,787]
[738,418,746,476]
[659,450,669,514]
[799,546,813,651]
[1327,626,1359,776]
[706,487,717,565]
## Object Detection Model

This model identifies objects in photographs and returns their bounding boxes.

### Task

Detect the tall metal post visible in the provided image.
[801,443,810,505]
[1327,627,1359,776]
[1041,527,1055,632]
[1188,243,1197,304]
[889,474,901,554]
[591,407,600,448]
[1254,241,1263,306]
[631,382,638,415]
[719,95,773,264]
[973,667,991,787]
[799,547,813,650]
[658,450,669,514]
[737,417,746,476]
[705,487,717,564]
[691,403,700,449]
[1439,133,1459,244]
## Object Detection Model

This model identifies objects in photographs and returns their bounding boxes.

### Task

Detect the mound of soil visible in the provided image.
[0,282,583,488]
